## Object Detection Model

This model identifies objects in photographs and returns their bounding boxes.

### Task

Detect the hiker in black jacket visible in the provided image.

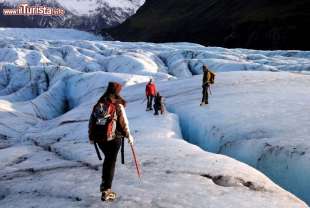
[201,65,215,106]
[153,92,164,115]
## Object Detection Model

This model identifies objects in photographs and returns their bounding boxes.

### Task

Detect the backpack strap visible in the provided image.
[94,142,102,160]
[121,137,125,164]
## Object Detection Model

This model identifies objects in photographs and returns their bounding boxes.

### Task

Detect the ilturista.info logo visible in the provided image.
[2,3,65,16]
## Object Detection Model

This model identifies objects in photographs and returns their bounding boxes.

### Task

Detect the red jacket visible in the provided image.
[145,83,156,96]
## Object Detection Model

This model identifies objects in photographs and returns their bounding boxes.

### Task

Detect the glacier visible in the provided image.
[0,28,309,207]
[163,71,310,204]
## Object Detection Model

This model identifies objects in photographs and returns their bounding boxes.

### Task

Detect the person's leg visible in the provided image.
[201,86,207,104]
[146,96,150,110]
[154,104,159,115]
[99,142,109,191]
[150,96,154,110]
[205,85,209,104]
[98,138,122,192]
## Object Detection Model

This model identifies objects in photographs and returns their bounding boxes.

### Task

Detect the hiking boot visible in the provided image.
[101,189,117,202]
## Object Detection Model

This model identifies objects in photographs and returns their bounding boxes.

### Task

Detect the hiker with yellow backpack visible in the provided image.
[200,65,215,106]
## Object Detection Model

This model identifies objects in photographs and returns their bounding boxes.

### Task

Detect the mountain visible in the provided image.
[106,0,310,50]
[0,0,144,32]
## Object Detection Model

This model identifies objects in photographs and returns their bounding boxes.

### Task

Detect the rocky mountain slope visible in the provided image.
[107,0,310,50]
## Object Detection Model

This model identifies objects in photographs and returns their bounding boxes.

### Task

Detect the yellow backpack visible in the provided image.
[208,70,216,84]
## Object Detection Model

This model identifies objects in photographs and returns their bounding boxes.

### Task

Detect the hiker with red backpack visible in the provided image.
[88,82,134,202]
[201,65,215,106]
[145,78,157,111]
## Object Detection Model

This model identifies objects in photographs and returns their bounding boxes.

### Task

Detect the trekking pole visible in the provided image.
[208,85,212,96]
[130,143,142,179]
[121,138,125,164]
[94,142,102,160]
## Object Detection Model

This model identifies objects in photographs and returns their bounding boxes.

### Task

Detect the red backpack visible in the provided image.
[93,101,117,141]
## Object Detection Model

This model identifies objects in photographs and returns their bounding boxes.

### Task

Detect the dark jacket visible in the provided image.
[154,95,163,107]
[202,71,211,86]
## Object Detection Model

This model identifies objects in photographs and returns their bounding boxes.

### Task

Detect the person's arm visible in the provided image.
[154,84,157,94]
[202,72,208,86]
[117,104,134,144]
[88,109,95,144]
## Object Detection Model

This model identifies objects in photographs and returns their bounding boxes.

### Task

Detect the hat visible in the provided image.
[203,65,209,70]
[107,82,123,95]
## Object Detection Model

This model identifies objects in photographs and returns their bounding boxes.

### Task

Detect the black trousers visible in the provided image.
[202,84,209,104]
[154,104,163,115]
[147,96,154,110]
[98,138,121,191]
[154,104,159,115]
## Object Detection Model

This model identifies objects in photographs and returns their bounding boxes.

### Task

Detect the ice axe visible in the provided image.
[141,97,147,104]
[130,143,142,179]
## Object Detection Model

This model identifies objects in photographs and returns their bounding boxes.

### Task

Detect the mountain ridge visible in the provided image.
[0,0,144,32]
[106,0,310,50]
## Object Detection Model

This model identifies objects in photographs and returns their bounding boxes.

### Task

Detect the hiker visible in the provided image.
[153,92,165,115]
[145,78,157,111]
[88,82,134,202]
[201,65,215,106]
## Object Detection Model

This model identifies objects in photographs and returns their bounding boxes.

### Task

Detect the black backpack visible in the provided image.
[93,102,117,141]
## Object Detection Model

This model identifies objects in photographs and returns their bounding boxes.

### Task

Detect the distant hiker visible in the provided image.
[88,82,134,202]
[201,65,215,106]
[153,92,165,115]
[145,78,157,111]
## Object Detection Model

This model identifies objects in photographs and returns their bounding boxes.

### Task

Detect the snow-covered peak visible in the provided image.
[59,0,144,16]
[0,0,145,16]
[0,0,145,30]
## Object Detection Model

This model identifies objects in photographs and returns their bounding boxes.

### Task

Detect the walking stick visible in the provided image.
[130,143,142,179]
[121,137,125,164]
[141,97,147,104]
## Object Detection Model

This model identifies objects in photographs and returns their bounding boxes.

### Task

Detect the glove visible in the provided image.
[127,135,134,145]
